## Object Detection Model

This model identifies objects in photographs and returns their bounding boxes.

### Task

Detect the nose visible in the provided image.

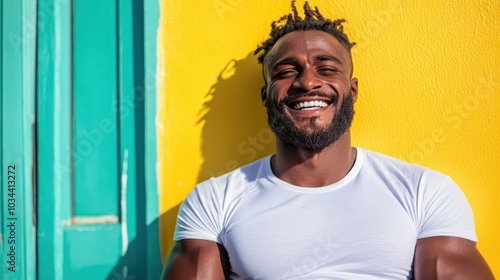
[293,69,322,92]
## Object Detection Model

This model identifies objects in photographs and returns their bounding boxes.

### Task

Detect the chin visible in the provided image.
[267,93,355,151]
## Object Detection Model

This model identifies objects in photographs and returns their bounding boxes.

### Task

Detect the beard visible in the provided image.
[266,92,355,151]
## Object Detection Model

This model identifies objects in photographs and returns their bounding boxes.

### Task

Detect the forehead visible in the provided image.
[264,30,350,67]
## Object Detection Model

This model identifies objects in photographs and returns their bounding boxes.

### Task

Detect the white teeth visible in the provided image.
[293,101,328,110]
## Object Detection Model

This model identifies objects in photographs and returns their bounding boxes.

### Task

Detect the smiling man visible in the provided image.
[162,1,494,279]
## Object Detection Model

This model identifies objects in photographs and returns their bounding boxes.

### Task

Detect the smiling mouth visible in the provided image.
[292,100,329,110]
[282,91,337,112]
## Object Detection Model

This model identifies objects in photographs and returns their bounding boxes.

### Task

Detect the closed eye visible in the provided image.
[273,69,298,79]
[318,67,339,75]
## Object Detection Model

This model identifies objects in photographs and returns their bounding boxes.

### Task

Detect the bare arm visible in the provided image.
[414,236,495,280]
[161,239,230,280]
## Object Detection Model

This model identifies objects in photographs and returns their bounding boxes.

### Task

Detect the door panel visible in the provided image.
[73,0,119,217]
[36,0,150,279]
[63,225,122,276]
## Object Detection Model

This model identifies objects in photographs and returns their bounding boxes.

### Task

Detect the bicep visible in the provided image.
[414,236,494,280]
[162,239,230,280]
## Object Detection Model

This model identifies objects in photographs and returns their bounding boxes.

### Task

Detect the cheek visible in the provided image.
[327,80,350,98]
[267,84,283,104]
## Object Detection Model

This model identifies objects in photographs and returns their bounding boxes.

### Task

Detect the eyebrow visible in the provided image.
[314,54,343,65]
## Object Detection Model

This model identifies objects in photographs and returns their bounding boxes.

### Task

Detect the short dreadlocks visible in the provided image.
[254,0,355,65]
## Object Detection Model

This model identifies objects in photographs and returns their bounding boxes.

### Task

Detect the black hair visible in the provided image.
[254,0,355,64]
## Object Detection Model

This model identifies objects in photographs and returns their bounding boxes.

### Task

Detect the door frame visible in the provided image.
[0,0,37,279]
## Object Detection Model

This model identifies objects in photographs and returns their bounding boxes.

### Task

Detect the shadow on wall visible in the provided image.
[105,218,162,280]
[197,52,275,182]
[159,52,277,261]
[103,207,180,280]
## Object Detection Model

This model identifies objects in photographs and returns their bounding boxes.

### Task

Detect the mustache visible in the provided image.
[280,90,339,105]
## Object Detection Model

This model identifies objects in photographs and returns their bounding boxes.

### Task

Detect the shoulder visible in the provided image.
[174,156,273,242]
[358,148,476,239]
[359,148,449,185]
[357,148,461,203]
[193,156,271,199]
[361,148,426,172]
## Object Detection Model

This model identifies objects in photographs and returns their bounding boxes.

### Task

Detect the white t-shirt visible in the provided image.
[174,148,477,279]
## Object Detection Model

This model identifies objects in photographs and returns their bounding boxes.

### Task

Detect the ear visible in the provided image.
[260,84,267,106]
[350,78,359,103]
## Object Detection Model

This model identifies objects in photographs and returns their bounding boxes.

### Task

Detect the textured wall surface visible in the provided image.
[157,0,500,274]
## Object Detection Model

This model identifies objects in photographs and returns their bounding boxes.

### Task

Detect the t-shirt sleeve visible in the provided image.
[417,172,477,242]
[174,180,223,244]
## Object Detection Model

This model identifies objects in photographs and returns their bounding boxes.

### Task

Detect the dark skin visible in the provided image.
[261,30,358,188]
[162,30,495,280]
[163,239,229,279]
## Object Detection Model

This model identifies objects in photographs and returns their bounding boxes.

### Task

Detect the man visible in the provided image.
[163,1,494,279]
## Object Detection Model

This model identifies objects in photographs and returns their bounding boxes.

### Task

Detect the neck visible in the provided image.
[271,132,356,187]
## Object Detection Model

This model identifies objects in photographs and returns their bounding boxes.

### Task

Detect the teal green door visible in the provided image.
[37,0,161,279]
[1,0,37,279]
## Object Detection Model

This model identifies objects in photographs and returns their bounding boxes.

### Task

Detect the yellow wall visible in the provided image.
[158,0,500,275]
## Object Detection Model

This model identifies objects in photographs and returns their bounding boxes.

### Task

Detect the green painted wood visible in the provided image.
[1,0,37,279]
[0,0,4,273]
[144,0,163,278]
[37,0,74,279]
[73,0,119,216]
[19,0,37,278]
[0,0,3,272]
[118,0,138,263]
[63,224,122,279]
[37,0,123,277]
[37,0,161,278]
